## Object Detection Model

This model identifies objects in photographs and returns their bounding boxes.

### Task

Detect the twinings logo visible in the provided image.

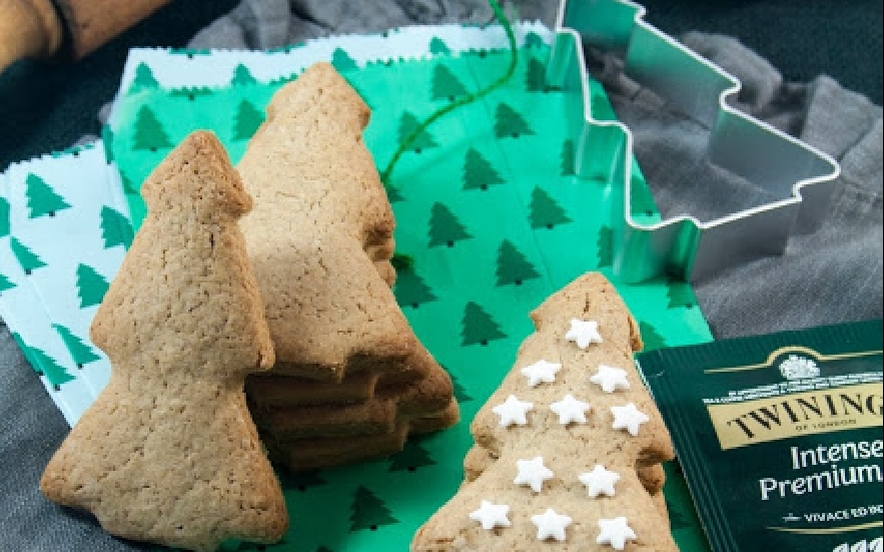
[707,383,883,450]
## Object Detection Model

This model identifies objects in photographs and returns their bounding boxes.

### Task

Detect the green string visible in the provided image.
[379,0,519,186]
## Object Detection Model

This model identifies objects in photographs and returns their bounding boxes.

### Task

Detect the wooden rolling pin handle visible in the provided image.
[0,0,63,71]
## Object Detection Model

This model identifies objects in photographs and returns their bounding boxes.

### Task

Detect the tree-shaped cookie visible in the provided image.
[413,272,677,551]
[40,132,288,551]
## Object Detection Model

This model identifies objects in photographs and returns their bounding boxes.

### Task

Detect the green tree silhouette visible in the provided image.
[431,64,468,101]
[493,102,534,138]
[75,263,109,308]
[597,225,613,268]
[133,106,173,151]
[524,31,545,49]
[277,469,327,491]
[233,99,265,141]
[389,438,435,471]
[25,173,70,218]
[397,111,439,153]
[230,63,258,86]
[428,202,472,248]
[169,86,215,99]
[450,372,474,403]
[10,237,46,275]
[120,172,140,195]
[130,62,159,92]
[0,197,9,236]
[560,139,575,176]
[385,184,404,203]
[462,148,504,191]
[0,272,15,293]
[528,186,571,229]
[638,320,667,351]
[461,302,506,346]
[666,277,695,309]
[99,206,134,249]
[27,344,75,390]
[53,324,100,368]
[349,486,398,531]
[429,37,451,55]
[332,48,359,72]
[495,239,540,286]
[393,267,437,308]
[525,56,547,92]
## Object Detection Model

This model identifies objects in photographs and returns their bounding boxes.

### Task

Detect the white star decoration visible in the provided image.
[611,402,650,436]
[578,464,621,498]
[565,318,603,349]
[513,456,554,493]
[597,516,637,550]
[469,500,511,530]
[549,394,591,425]
[520,359,562,387]
[491,395,534,427]
[590,364,630,393]
[531,508,573,542]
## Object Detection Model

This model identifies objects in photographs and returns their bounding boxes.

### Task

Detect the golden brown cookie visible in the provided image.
[40,131,288,552]
[411,272,676,551]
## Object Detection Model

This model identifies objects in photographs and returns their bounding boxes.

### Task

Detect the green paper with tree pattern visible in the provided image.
[101,24,713,551]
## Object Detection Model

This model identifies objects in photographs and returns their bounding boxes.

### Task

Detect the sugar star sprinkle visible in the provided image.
[531,508,573,542]
[610,402,650,436]
[590,364,630,393]
[491,395,534,427]
[565,318,603,349]
[549,394,591,425]
[513,456,554,493]
[520,359,562,387]
[578,464,621,498]
[469,500,511,530]
[596,516,637,550]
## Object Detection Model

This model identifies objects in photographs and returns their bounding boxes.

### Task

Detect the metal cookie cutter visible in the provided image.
[546,0,841,283]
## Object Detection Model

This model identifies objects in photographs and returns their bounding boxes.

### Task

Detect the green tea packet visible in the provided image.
[637,319,883,552]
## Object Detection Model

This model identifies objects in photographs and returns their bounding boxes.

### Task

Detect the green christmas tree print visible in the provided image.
[0,272,15,293]
[133,105,173,151]
[75,263,109,308]
[493,102,535,138]
[25,173,71,218]
[349,486,398,531]
[596,225,613,268]
[10,237,46,274]
[431,64,468,101]
[428,202,472,248]
[495,239,540,286]
[169,86,215,100]
[528,186,572,229]
[0,196,9,236]
[461,301,506,346]
[638,320,667,351]
[388,437,436,471]
[130,62,159,92]
[27,344,75,390]
[53,324,100,368]
[429,37,451,55]
[277,469,327,492]
[666,277,696,309]
[560,139,575,176]
[120,171,140,195]
[462,148,504,191]
[393,267,437,308]
[397,111,439,153]
[230,63,258,86]
[524,31,545,49]
[525,56,547,92]
[233,99,266,141]
[99,206,134,249]
[384,184,404,203]
[450,371,473,403]
[331,48,359,72]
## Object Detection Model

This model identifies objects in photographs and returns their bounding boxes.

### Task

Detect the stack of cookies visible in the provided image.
[237,62,459,471]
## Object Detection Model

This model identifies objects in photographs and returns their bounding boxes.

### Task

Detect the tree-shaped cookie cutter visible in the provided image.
[546,0,840,283]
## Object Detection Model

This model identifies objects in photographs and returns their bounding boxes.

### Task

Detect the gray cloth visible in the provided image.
[2,1,881,551]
